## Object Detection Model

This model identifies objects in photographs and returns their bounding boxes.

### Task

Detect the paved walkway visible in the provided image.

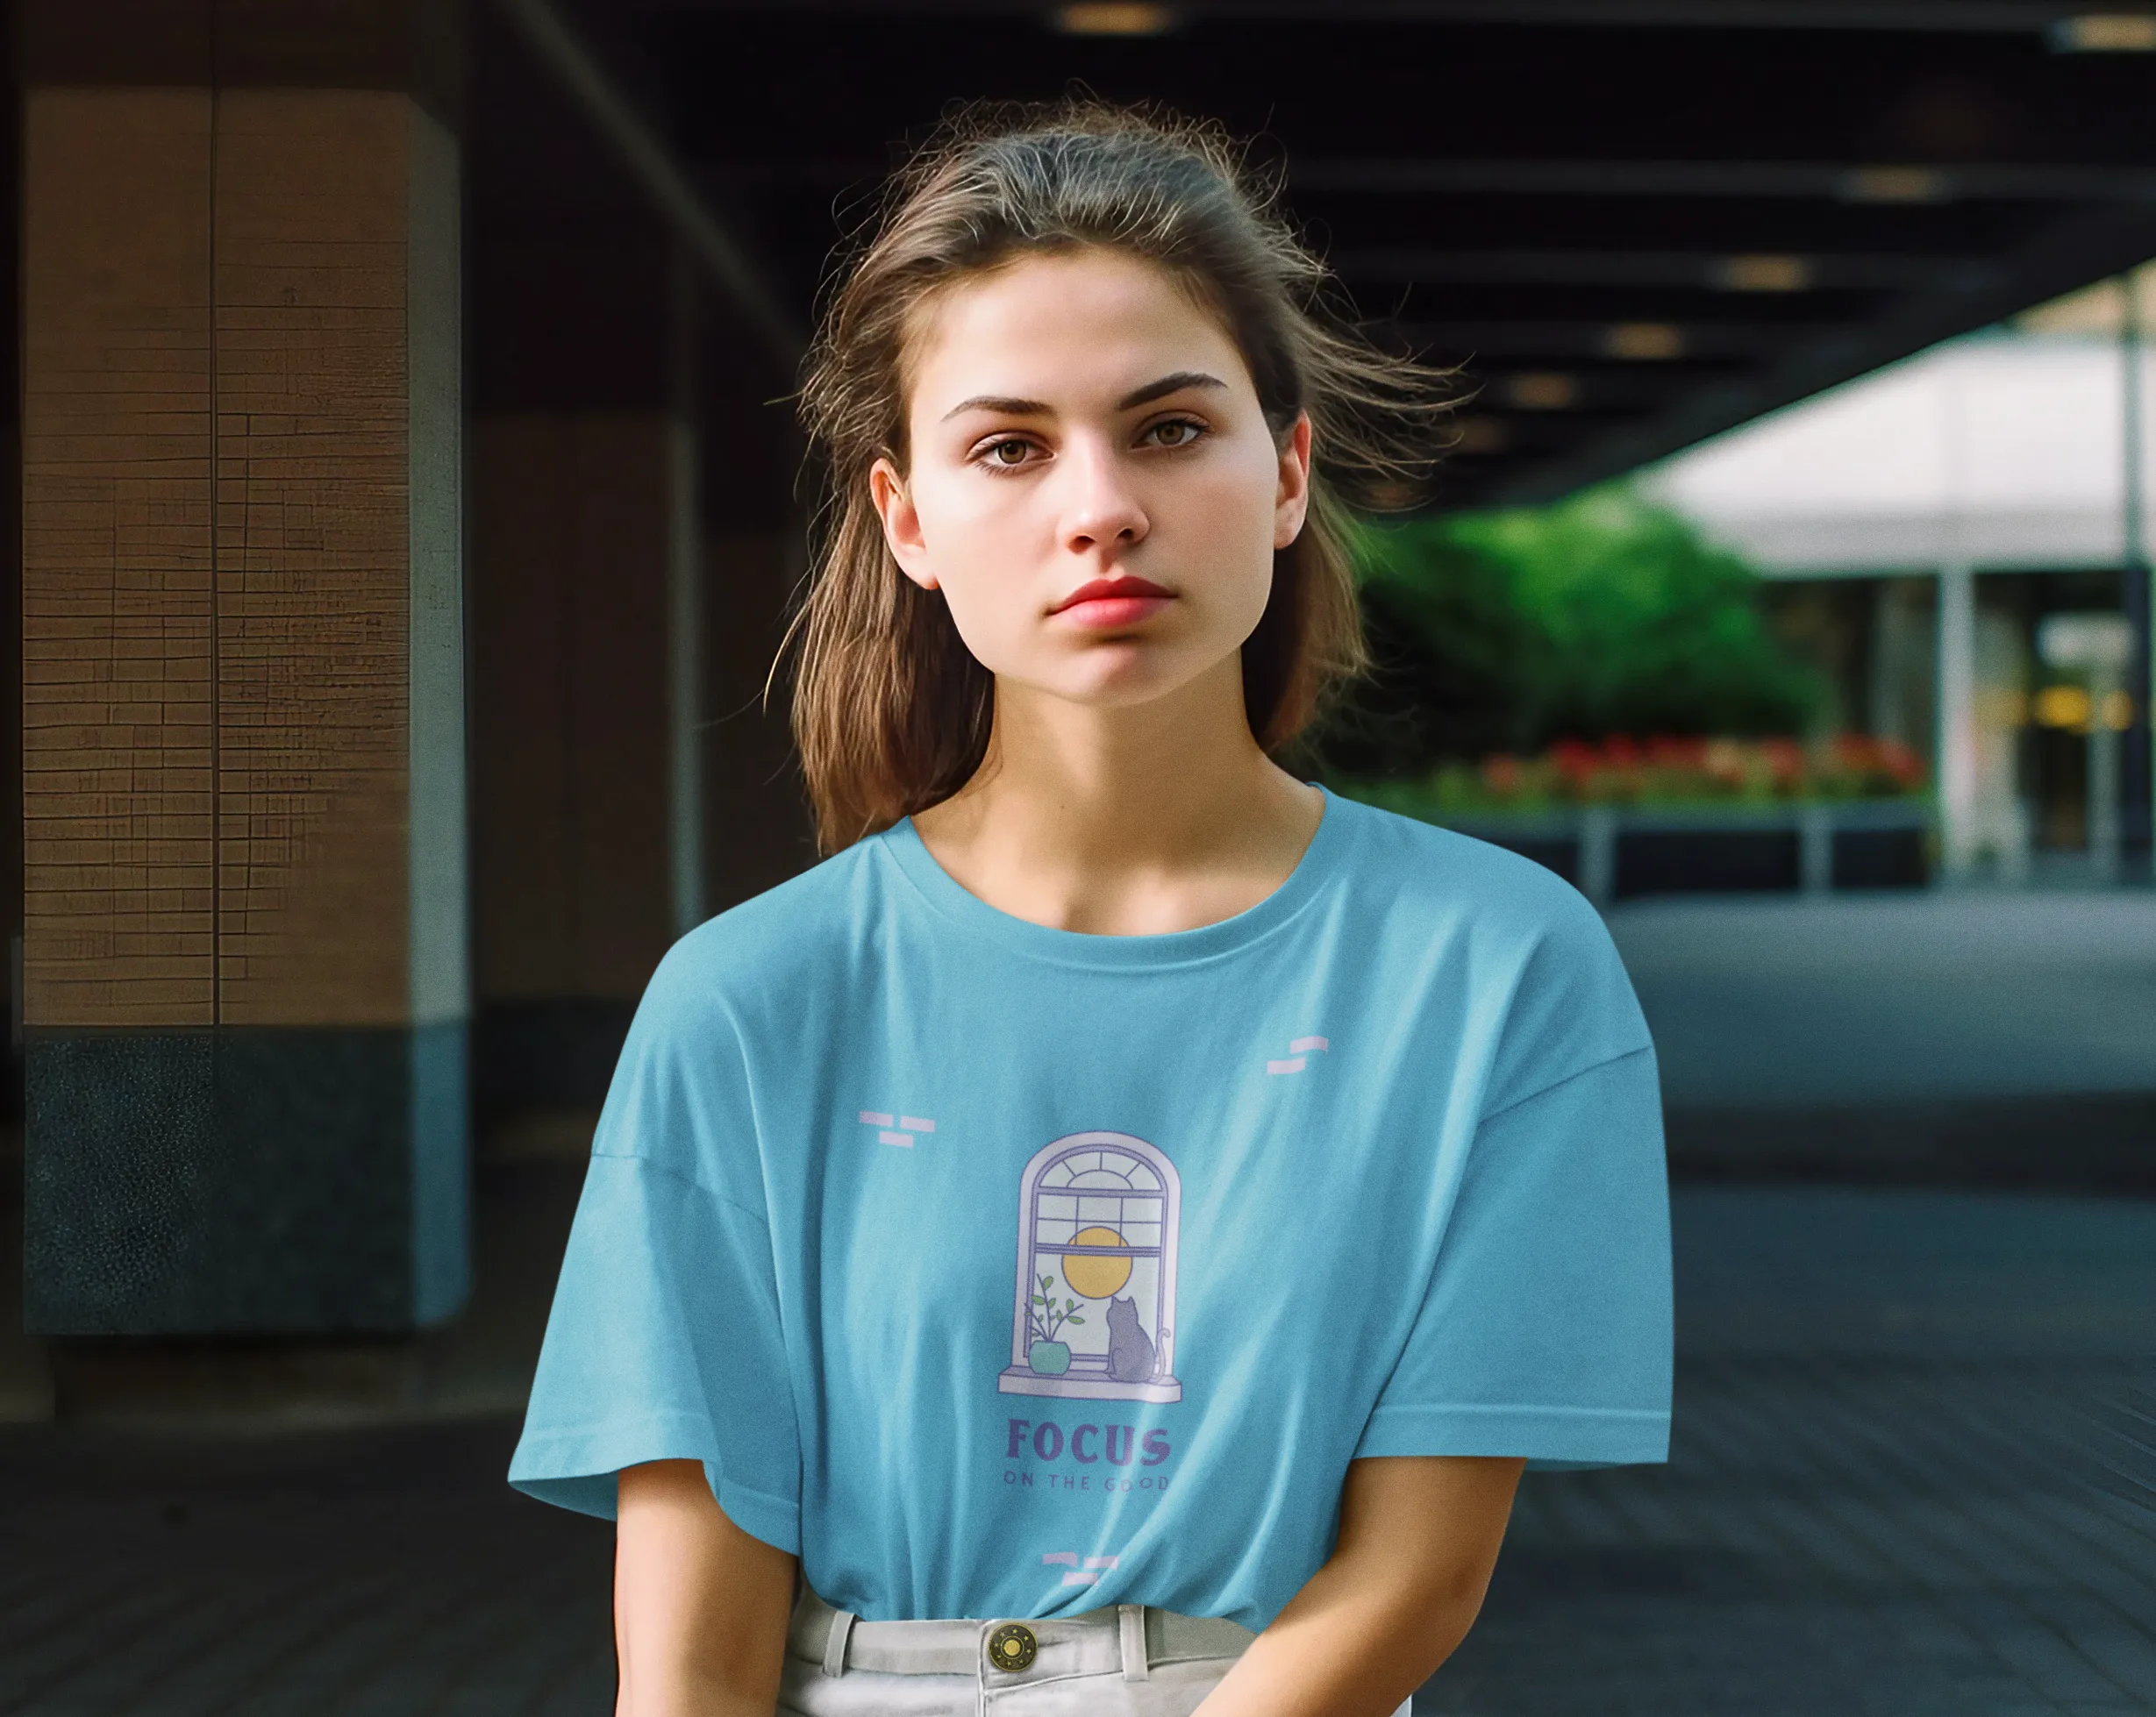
[1610,892,2156,1108]
[0,1419,612,1717]
[1611,893,2156,1192]
[1429,1186,2156,1717]
[3,1184,2149,1715]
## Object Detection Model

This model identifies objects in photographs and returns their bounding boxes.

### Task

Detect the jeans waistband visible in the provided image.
[788,1587,1257,1685]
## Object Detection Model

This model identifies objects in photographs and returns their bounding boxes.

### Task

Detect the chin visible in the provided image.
[1033,651,1227,711]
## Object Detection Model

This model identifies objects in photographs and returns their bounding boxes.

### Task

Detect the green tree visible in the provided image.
[1317,488,1824,775]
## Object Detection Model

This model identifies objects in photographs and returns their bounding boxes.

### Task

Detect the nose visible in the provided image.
[1057,435,1149,558]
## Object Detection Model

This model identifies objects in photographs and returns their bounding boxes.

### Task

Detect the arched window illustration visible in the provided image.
[999,1130,1182,1404]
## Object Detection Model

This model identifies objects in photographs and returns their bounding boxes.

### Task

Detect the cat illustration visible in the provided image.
[1105,1296,1156,1383]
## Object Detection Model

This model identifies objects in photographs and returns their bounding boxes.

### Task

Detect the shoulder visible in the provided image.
[1324,794,1650,1108]
[592,839,898,1197]
[607,836,896,1108]
[1326,791,1608,951]
[642,834,896,1022]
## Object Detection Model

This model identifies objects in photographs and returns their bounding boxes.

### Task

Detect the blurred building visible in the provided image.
[1651,271,2156,882]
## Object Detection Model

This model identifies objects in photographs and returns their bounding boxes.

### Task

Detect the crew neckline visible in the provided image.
[879,784,1355,971]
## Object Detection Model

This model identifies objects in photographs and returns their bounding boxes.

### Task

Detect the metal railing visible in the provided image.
[1429,797,1935,907]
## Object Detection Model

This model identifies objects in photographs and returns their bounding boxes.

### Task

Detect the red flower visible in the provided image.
[1552,737,1599,785]
[1876,738,1922,787]
[1761,737,1805,786]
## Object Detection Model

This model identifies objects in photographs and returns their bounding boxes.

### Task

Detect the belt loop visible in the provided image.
[821,1608,857,1678]
[1118,1605,1150,1681]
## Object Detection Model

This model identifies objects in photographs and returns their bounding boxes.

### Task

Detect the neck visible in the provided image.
[910,656,1324,935]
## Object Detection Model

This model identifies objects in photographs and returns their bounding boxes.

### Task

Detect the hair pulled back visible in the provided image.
[792,100,1453,851]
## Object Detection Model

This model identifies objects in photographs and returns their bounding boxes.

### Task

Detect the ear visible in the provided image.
[1273,413,1313,550]
[869,456,939,591]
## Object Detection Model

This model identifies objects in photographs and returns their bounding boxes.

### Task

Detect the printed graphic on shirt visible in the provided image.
[1265,1034,1330,1076]
[999,1130,1182,1404]
[1040,1550,1120,1586]
[858,1108,935,1147]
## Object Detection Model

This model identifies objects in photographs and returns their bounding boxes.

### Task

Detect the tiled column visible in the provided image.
[22,37,468,1331]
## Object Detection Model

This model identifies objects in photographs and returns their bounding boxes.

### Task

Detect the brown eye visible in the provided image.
[989,438,1032,465]
[1146,419,1203,448]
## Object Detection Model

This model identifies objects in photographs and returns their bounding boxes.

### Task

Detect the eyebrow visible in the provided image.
[939,370,1229,423]
[1116,370,1228,410]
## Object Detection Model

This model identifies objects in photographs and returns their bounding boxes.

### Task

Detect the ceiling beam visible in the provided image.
[1389,319,1792,360]
[495,0,806,366]
[1490,198,2156,504]
[701,157,2156,203]
[1330,249,1986,292]
[1155,2,2126,28]
[635,0,2103,29]
[1290,160,2156,203]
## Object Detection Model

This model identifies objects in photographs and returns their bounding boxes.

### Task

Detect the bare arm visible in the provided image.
[614,1459,798,1717]
[1195,1455,1524,1717]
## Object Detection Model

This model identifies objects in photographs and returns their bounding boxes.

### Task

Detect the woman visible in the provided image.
[510,103,1672,1717]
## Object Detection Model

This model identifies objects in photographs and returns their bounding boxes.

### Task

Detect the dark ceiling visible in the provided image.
[496,0,2156,510]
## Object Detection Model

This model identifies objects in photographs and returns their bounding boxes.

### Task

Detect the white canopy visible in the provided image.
[1644,328,2154,577]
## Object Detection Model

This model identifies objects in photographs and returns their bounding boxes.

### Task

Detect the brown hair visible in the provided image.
[791,101,1454,851]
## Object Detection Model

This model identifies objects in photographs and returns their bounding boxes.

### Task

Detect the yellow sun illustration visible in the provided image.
[1062,1226,1133,1299]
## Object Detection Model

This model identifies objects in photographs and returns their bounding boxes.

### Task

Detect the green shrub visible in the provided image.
[1315,488,1826,776]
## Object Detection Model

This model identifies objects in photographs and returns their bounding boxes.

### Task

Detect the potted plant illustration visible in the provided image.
[1027,1274,1083,1375]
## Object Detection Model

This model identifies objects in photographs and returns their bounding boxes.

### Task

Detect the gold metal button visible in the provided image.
[988,1622,1038,1672]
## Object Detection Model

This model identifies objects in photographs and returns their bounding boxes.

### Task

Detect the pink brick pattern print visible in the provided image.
[1267,1034,1330,1075]
[861,1108,934,1147]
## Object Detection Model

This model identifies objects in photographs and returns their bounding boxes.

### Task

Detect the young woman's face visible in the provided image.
[872,247,1310,715]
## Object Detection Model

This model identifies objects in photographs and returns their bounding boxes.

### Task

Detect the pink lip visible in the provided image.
[1051,577,1174,628]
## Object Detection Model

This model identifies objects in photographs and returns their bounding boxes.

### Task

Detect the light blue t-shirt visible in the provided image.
[509,789,1671,1631]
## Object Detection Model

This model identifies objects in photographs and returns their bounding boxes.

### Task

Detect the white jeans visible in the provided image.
[780,1651,1252,1716]
[780,1591,1415,1717]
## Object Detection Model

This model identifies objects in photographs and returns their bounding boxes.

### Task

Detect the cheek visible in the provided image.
[1178,447,1287,589]
[910,454,1043,553]
[909,479,1037,648]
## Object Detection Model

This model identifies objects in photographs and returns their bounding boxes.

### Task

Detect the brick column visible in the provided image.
[22,15,468,1333]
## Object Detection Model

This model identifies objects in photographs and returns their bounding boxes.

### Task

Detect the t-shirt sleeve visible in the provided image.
[507,944,802,1552]
[1353,1044,1673,1470]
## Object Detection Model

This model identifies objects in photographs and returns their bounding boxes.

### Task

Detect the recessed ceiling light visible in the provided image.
[1840,165,1950,204]
[1501,372,1581,410]
[1053,3,1178,34]
[2049,12,2156,50]
[1603,323,1685,360]
[1451,417,1512,455]
[1713,254,1812,293]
